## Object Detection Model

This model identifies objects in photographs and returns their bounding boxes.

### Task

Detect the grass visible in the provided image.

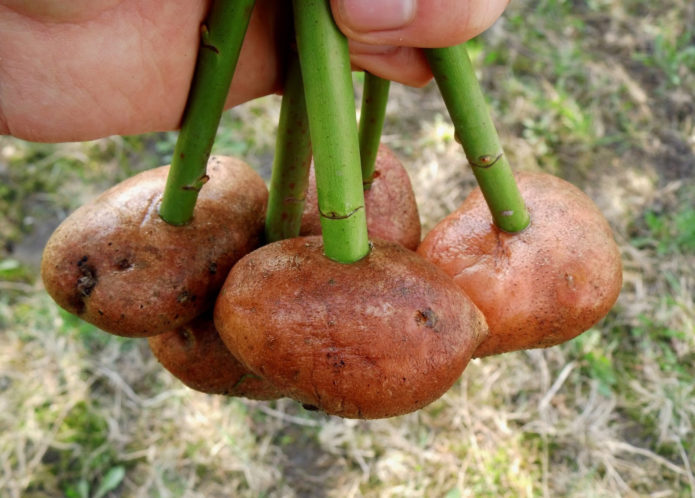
[2,0,695,496]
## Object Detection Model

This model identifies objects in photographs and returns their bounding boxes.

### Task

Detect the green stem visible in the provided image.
[426,44,530,233]
[358,72,390,188]
[264,54,312,243]
[293,0,369,263]
[159,0,256,225]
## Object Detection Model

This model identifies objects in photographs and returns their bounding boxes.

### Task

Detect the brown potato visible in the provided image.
[41,156,267,337]
[148,313,283,399]
[300,144,421,250]
[417,171,623,357]
[214,236,488,419]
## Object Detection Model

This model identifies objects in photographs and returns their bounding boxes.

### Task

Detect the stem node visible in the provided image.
[320,206,364,220]
[471,153,503,169]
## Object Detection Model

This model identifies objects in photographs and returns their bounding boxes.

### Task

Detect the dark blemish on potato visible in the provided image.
[177,290,196,304]
[76,256,97,298]
[565,273,577,290]
[302,403,319,411]
[327,352,346,370]
[116,258,132,271]
[178,327,196,350]
[208,262,218,274]
[415,308,438,330]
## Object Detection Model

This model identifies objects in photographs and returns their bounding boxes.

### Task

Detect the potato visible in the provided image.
[148,313,282,399]
[41,156,267,337]
[417,171,622,357]
[300,144,421,250]
[214,236,488,419]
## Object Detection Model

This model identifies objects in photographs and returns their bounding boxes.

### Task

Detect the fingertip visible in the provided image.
[333,0,510,48]
[349,46,432,88]
[332,0,416,34]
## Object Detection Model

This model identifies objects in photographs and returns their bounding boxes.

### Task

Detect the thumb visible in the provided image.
[331,0,510,48]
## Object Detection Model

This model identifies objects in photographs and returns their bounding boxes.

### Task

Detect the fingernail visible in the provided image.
[339,0,416,32]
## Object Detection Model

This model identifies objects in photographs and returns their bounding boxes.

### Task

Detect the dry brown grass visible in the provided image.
[2,0,695,496]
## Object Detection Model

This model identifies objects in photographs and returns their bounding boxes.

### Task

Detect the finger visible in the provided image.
[0,0,286,142]
[349,43,431,87]
[331,0,510,48]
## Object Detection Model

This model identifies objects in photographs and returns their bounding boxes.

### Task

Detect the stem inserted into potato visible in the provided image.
[359,73,390,189]
[159,0,256,226]
[265,54,313,243]
[293,0,369,263]
[426,44,530,233]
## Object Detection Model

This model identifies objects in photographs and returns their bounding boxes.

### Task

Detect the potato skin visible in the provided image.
[418,171,623,357]
[214,236,487,419]
[148,314,282,399]
[41,156,268,337]
[300,144,421,250]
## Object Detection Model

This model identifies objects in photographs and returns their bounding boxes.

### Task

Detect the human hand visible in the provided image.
[0,0,509,142]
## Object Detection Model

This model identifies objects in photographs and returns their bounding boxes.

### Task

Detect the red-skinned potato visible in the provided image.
[214,236,488,419]
[300,144,421,250]
[417,171,622,357]
[41,156,267,337]
[148,313,282,399]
